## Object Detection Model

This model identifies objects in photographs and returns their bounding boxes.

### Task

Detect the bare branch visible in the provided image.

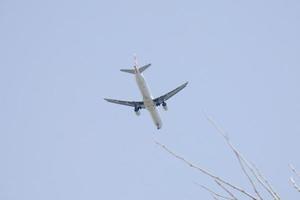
[155,141,257,200]
[194,182,233,200]
[212,194,221,200]
[206,115,280,200]
[215,180,239,200]
[290,164,300,193]
[290,164,300,177]
[207,116,262,199]
[290,177,300,192]
[250,162,281,199]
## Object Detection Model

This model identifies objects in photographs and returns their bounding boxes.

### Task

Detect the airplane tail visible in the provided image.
[120,64,151,74]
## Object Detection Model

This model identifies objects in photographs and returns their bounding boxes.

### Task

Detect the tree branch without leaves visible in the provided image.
[206,116,280,200]
[290,164,300,192]
[155,141,257,200]
[194,182,233,200]
[155,116,283,200]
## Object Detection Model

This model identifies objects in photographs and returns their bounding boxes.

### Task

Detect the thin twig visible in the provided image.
[290,177,300,192]
[290,164,300,177]
[215,180,239,200]
[194,182,233,200]
[207,116,263,200]
[290,164,300,192]
[250,162,281,199]
[155,141,257,200]
[206,115,280,200]
[212,194,220,200]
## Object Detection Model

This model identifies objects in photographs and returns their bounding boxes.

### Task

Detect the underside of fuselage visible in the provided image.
[146,104,163,130]
[135,71,163,129]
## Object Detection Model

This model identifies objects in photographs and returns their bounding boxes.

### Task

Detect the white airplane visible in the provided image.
[104,57,188,129]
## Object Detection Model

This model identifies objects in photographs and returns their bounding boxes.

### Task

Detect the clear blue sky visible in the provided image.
[1,0,300,199]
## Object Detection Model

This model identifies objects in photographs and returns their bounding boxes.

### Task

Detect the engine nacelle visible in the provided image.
[162,102,168,111]
[135,110,140,116]
[134,107,141,116]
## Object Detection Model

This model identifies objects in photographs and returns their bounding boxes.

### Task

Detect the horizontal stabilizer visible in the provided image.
[120,69,135,74]
[120,64,151,74]
[138,64,151,73]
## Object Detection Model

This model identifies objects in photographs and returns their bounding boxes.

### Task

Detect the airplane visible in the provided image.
[104,56,188,129]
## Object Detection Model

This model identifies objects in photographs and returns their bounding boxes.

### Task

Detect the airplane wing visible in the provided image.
[104,98,145,109]
[153,82,188,105]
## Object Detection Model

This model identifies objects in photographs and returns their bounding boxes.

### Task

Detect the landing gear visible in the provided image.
[134,106,141,116]
[162,102,168,111]
[134,106,140,112]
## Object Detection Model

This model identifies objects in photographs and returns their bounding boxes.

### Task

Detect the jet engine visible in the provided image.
[134,107,141,116]
[135,110,140,116]
[162,102,168,111]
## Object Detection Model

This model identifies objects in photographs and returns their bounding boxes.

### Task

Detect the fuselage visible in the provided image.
[134,67,162,129]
